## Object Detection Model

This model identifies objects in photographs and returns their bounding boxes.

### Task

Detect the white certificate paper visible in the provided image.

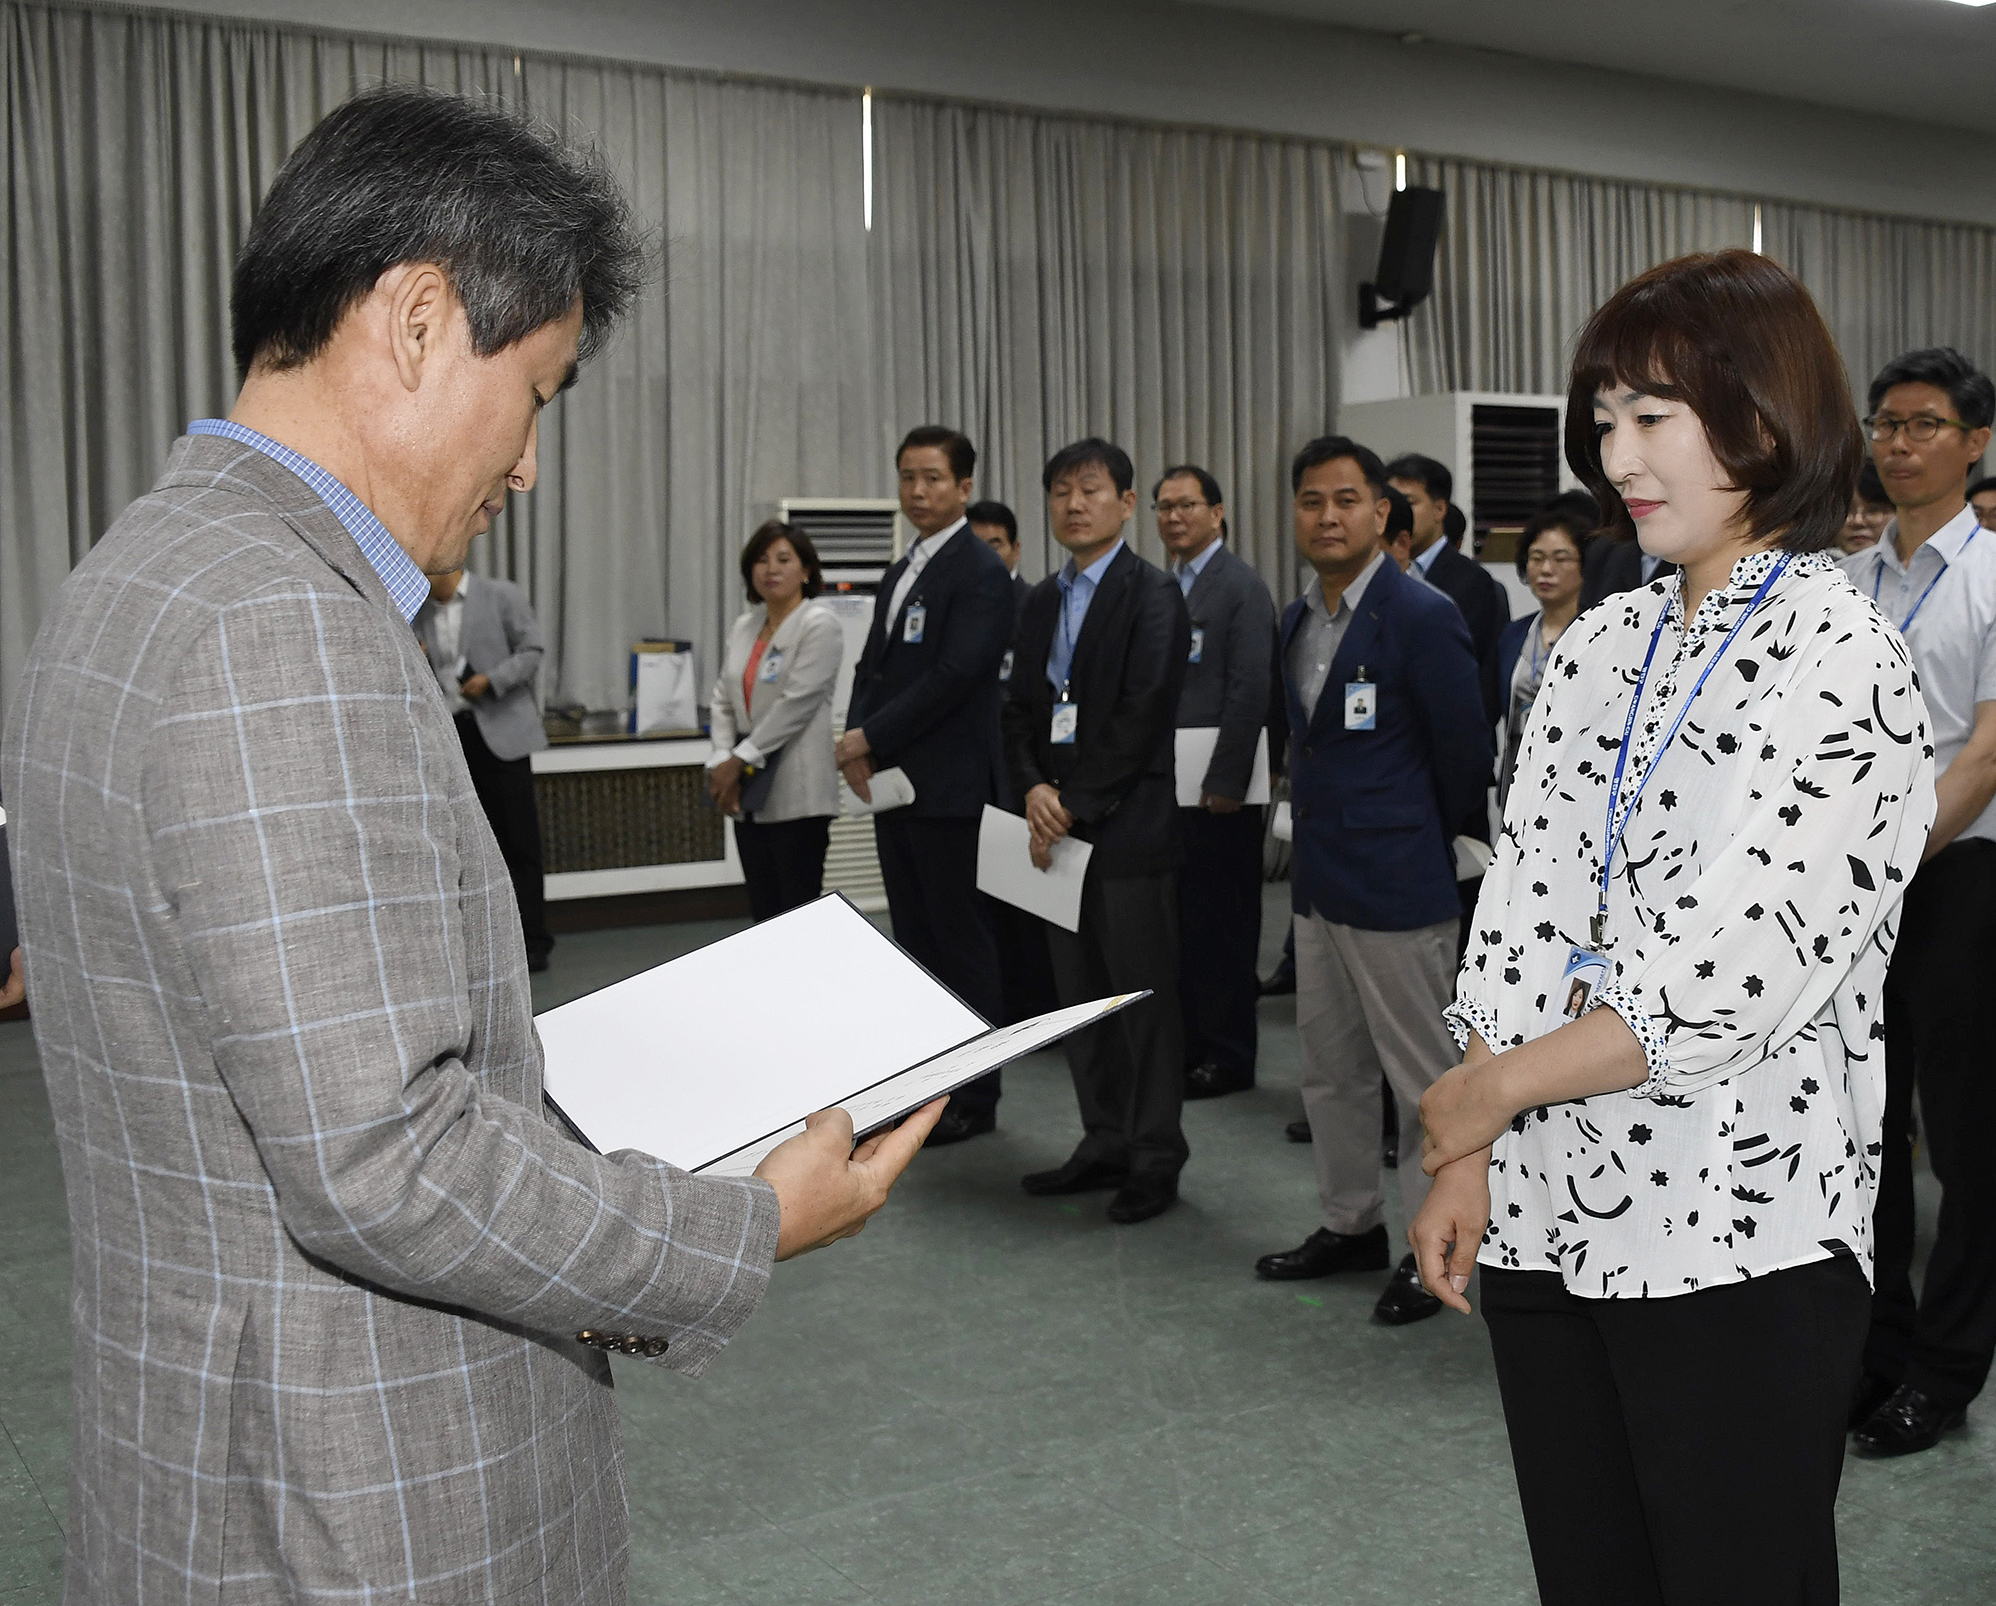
[842,765,916,815]
[1173,728,1273,809]
[974,804,1091,932]
[536,893,1140,1176]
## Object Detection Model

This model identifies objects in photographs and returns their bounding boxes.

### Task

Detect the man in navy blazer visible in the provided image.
[1255,436,1491,1326]
[839,427,1016,1144]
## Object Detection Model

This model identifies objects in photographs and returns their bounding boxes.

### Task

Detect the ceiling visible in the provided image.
[1191,0,1996,133]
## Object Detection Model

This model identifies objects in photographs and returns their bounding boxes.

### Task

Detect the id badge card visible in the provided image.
[902,602,927,644]
[1050,699,1079,745]
[757,647,784,683]
[1343,681,1376,731]
[1546,945,1611,1035]
[1188,626,1205,664]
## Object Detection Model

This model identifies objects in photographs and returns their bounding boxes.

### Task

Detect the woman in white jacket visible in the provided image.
[707,521,844,921]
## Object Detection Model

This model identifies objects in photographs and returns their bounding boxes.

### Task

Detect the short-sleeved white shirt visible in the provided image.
[1842,504,1996,842]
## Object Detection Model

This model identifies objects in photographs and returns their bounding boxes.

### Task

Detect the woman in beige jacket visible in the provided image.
[706,521,845,920]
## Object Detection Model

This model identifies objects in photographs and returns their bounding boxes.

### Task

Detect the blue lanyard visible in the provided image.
[1871,527,1976,634]
[1594,555,1791,947]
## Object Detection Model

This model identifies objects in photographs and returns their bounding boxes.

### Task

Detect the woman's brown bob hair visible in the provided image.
[1565,250,1863,555]
[739,520,824,602]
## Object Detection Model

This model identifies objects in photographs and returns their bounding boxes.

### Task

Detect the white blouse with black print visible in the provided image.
[1447,549,1935,1299]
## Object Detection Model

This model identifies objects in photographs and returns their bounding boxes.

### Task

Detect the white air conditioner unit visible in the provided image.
[775,497,910,915]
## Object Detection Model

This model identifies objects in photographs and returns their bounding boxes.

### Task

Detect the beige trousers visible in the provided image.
[1293,910,1459,1236]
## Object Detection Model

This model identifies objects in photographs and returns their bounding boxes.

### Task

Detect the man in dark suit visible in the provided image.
[1153,464,1276,1101]
[839,427,1016,1145]
[1004,438,1192,1224]
[969,497,1060,1026]
[1256,436,1490,1326]
[1385,454,1508,704]
[1580,531,1676,609]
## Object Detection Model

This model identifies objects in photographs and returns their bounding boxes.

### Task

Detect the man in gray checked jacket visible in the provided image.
[1,87,938,1605]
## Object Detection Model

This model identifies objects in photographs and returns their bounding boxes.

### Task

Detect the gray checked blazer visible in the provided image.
[1,435,781,1605]
[1174,541,1277,802]
[706,599,843,822]
[413,573,550,762]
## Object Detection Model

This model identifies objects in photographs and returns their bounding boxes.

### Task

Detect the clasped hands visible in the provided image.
[1408,1043,1515,1319]
[1023,783,1073,870]
[705,754,745,816]
[835,728,873,803]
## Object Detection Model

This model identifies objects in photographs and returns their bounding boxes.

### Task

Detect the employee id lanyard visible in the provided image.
[1871,526,1978,634]
[1593,554,1791,947]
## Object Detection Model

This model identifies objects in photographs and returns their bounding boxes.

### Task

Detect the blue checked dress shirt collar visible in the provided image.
[1172,536,1222,596]
[1045,538,1124,692]
[187,418,431,623]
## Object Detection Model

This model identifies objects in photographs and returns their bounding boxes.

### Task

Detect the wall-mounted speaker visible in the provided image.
[1359,185,1444,329]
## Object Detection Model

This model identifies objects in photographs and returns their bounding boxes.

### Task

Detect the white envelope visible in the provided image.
[842,765,916,814]
[1174,728,1273,809]
[974,804,1091,932]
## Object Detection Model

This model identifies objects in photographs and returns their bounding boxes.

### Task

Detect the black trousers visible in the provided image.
[989,892,1059,1026]
[1865,835,1996,1407]
[1483,1257,1868,1606]
[875,813,1004,1112]
[734,815,831,924]
[1176,805,1262,1077]
[1047,872,1187,1182]
[455,714,551,964]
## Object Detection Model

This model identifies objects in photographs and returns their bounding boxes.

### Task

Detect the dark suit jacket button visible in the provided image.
[1303,745,1313,759]
[643,1337,670,1358]
[1294,806,1307,820]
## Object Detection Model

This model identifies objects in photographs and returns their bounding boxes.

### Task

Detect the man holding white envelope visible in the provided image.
[1155,464,1278,1103]
[1002,439,1193,1224]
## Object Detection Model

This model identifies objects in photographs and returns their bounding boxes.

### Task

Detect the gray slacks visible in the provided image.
[1294,909,1458,1235]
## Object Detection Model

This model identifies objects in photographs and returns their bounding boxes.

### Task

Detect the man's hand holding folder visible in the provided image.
[754,1100,947,1258]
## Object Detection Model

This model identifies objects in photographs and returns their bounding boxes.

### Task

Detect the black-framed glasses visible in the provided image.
[1152,497,1211,516]
[1864,413,1974,443]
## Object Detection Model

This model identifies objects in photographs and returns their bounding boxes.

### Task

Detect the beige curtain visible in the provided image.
[869,97,1343,595]
[1400,151,1996,408]
[1,1,876,713]
[1398,153,1754,397]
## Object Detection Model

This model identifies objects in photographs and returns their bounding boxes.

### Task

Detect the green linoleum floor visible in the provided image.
[1,887,1992,1604]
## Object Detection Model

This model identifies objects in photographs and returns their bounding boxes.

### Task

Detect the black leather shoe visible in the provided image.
[1284,1118,1311,1144]
[1259,961,1296,997]
[1106,1175,1178,1224]
[1372,1254,1443,1325]
[1848,1370,1898,1431]
[1184,1061,1254,1100]
[1853,1386,1966,1457]
[1021,1156,1129,1196]
[1254,1224,1390,1280]
[923,1105,996,1148]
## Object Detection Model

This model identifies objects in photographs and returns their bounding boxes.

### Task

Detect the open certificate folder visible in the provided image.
[536,893,1145,1177]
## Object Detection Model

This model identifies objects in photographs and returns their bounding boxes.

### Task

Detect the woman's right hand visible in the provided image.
[1410,1149,1491,1315]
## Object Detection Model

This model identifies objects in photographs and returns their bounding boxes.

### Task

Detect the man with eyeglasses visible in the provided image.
[1842,348,1996,1458]
[1153,465,1277,1102]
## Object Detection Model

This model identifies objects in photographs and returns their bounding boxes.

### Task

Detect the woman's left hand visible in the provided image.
[1419,1058,1518,1176]
[707,756,745,801]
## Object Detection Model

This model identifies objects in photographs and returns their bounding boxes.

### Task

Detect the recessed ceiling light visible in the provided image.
[1938,1,1996,8]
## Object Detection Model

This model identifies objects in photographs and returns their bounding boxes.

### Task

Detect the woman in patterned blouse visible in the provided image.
[1411,252,1934,1605]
